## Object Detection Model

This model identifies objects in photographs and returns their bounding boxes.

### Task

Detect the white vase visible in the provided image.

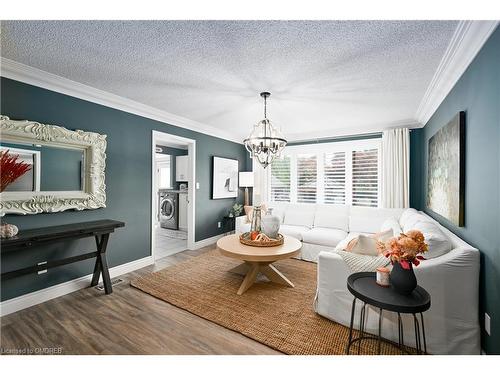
[261,208,280,239]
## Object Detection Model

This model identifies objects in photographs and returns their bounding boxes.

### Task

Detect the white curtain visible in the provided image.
[381,128,410,208]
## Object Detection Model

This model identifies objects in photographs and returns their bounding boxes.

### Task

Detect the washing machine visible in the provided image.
[159,191,179,229]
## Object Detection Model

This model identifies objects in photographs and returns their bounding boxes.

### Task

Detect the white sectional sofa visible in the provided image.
[235,204,481,354]
[236,203,404,262]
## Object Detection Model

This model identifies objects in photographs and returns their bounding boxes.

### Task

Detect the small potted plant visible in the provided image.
[377,230,428,295]
[228,203,243,218]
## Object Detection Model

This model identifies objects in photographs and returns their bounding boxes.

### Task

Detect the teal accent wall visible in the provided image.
[410,27,500,354]
[0,77,248,301]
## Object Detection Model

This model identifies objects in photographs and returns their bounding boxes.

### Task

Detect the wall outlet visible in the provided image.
[37,261,48,275]
[196,182,200,190]
[217,221,221,228]
[485,313,491,336]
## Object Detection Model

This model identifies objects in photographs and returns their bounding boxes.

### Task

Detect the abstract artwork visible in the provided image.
[426,111,465,226]
[212,156,239,199]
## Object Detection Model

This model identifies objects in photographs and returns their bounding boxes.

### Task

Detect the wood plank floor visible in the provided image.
[0,246,280,355]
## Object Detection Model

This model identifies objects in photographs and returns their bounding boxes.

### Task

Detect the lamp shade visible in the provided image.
[239,172,254,187]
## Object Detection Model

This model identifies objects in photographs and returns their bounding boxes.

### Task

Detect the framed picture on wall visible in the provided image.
[426,111,465,226]
[212,156,239,199]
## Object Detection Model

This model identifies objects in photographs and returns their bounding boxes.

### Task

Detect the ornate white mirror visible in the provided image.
[0,115,107,215]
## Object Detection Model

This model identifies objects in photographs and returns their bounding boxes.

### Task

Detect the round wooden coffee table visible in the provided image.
[216,234,302,295]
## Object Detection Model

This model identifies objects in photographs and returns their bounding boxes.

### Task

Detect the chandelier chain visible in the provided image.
[264,95,267,119]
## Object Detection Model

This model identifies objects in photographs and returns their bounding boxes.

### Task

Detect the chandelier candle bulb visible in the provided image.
[376,267,390,287]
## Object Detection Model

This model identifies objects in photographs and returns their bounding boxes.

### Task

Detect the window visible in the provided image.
[269,156,291,202]
[268,139,380,207]
[352,149,379,207]
[297,154,317,203]
[156,155,172,189]
[324,152,346,205]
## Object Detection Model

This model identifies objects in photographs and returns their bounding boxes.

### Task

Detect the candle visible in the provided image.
[376,267,390,287]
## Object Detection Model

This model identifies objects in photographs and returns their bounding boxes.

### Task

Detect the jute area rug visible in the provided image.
[131,250,404,355]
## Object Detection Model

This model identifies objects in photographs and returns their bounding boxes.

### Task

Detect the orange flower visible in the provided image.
[380,230,428,267]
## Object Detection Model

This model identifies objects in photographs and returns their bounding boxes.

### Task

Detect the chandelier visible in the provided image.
[243,92,287,168]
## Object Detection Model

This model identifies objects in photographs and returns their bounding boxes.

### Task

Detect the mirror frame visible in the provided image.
[0,115,107,215]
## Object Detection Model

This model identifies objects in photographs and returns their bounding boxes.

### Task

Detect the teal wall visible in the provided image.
[410,27,500,354]
[0,77,248,301]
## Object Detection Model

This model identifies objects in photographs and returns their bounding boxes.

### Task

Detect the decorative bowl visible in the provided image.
[239,232,284,247]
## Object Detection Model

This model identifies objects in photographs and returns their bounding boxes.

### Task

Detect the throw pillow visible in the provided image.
[346,234,380,256]
[372,228,394,242]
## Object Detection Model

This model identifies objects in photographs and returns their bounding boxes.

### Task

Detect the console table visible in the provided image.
[1,220,125,294]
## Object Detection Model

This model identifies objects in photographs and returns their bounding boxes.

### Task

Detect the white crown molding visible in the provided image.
[0,255,154,317]
[0,58,241,144]
[415,21,499,126]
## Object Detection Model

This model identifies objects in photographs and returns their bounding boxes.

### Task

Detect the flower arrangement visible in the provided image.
[0,150,32,192]
[377,230,428,270]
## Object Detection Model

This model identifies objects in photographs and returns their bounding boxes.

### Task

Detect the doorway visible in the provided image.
[151,130,196,260]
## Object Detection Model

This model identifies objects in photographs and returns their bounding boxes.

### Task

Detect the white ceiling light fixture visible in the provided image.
[244,92,287,169]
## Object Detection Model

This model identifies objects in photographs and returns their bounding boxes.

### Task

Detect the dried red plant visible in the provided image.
[0,150,32,192]
[377,230,429,270]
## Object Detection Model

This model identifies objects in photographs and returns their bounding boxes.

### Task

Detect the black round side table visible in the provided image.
[346,272,431,355]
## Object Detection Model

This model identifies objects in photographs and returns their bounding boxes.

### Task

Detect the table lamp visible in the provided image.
[239,172,254,206]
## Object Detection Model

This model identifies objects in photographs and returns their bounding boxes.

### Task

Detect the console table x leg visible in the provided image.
[90,233,112,294]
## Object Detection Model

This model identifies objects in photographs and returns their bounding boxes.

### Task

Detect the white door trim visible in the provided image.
[151,130,196,258]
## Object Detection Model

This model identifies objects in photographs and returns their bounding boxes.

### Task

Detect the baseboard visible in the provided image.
[0,255,154,317]
[190,232,230,250]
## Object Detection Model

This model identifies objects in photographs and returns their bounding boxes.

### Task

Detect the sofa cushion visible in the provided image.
[349,216,384,234]
[284,208,315,228]
[301,227,348,248]
[279,224,311,241]
[348,207,403,233]
[313,205,349,231]
[399,208,419,227]
[413,221,452,259]
[402,213,431,233]
[381,217,402,236]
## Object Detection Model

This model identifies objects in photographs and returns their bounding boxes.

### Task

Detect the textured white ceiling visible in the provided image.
[0,21,458,141]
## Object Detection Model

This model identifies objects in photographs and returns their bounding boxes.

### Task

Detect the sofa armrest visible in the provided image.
[315,251,352,323]
[235,215,249,234]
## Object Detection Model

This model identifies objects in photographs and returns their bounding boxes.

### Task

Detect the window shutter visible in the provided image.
[270,156,291,202]
[324,152,346,204]
[352,148,378,207]
[296,154,317,203]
